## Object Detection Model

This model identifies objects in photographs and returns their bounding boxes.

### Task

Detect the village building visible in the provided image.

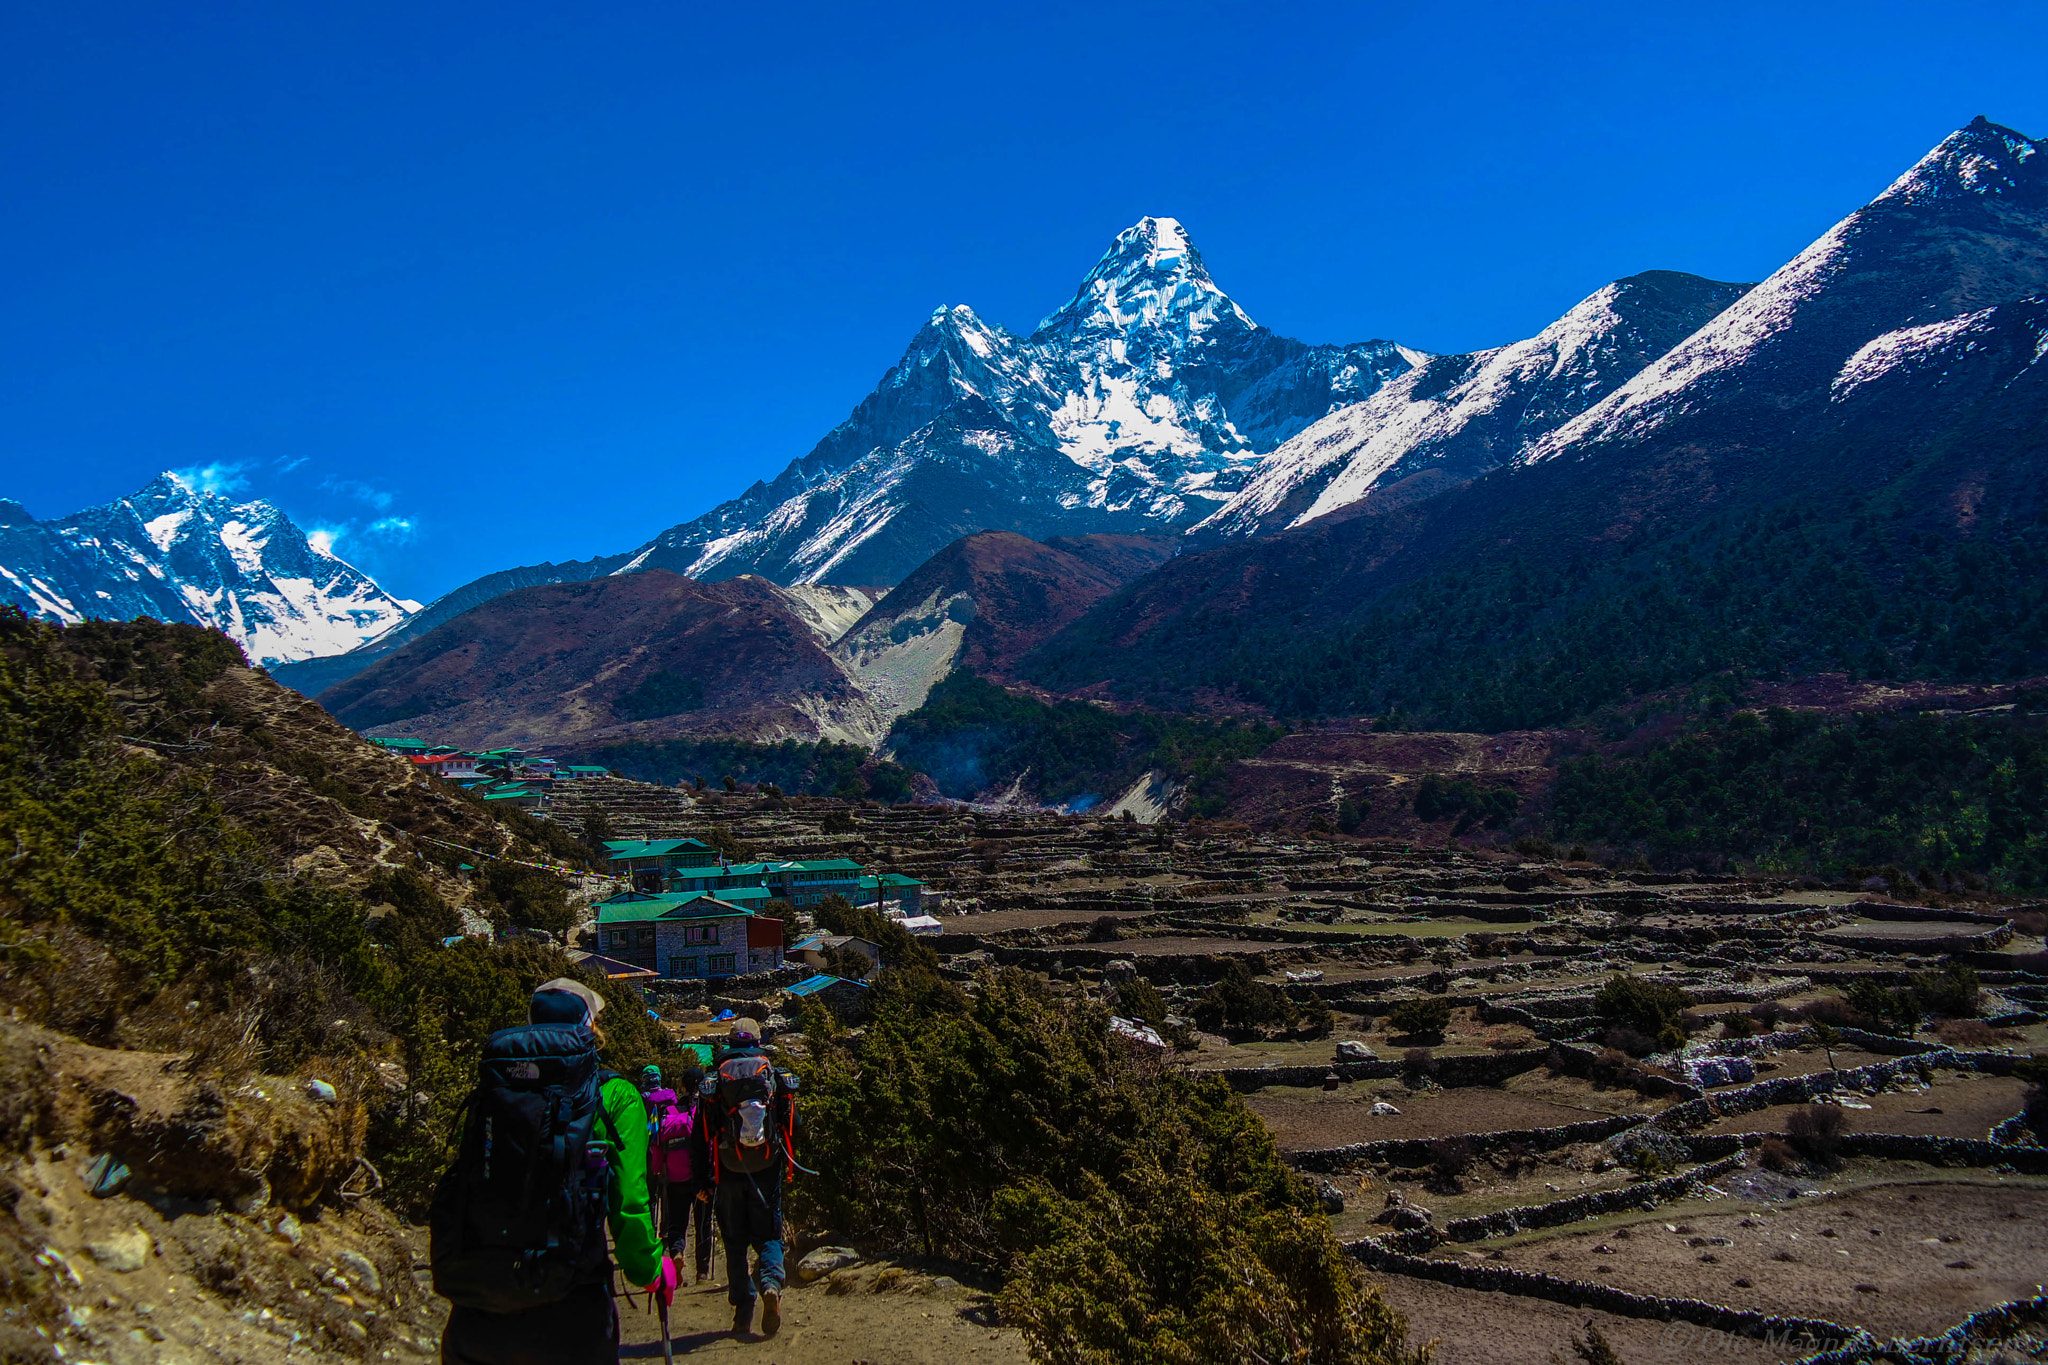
[593,890,784,979]
[858,871,925,916]
[568,948,659,981]
[758,858,865,906]
[604,838,721,893]
[782,972,870,1022]
[788,933,881,975]
[665,861,769,896]
[560,765,610,781]
[409,751,480,779]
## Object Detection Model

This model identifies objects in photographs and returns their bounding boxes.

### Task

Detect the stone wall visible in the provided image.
[1346,1235,1865,1348]
[1792,1294,2047,1365]
[1290,1112,1644,1172]
[1198,1045,1556,1094]
[1648,1046,2024,1132]
[1435,1151,1749,1243]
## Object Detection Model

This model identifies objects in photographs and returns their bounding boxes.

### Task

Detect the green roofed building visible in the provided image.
[858,871,925,916]
[592,890,784,979]
[368,737,431,752]
[760,858,864,907]
[605,838,720,892]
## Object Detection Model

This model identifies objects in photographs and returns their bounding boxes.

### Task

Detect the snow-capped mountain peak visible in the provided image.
[621,217,1425,585]
[1034,215,1254,340]
[0,474,419,665]
[1875,115,2045,208]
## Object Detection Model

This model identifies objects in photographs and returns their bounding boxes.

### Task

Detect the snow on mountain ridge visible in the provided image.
[1523,117,2048,467]
[0,474,418,665]
[629,217,1425,585]
[1193,270,1752,538]
[1831,307,2003,399]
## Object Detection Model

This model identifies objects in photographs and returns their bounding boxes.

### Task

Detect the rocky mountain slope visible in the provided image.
[1192,270,1752,539]
[830,531,1177,721]
[319,570,885,750]
[314,531,1175,751]
[0,474,418,665]
[1025,117,2048,727]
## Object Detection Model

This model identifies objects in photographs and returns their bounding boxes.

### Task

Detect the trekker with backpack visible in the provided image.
[698,1018,801,1338]
[431,978,675,1365]
[642,1065,715,1282]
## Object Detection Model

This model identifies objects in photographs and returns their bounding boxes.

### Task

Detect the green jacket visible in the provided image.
[598,1075,664,1286]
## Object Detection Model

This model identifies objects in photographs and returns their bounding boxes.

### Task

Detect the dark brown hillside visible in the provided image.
[1040,532,1180,585]
[319,569,874,750]
[842,530,1177,681]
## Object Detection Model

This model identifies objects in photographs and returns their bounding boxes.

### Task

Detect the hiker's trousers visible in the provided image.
[441,1279,617,1365]
[714,1172,785,1309]
[660,1182,714,1276]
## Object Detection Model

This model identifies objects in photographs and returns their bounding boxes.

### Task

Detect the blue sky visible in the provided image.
[4,0,2044,602]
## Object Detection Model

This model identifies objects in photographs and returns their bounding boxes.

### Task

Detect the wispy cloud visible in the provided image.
[366,516,417,542]
[274,454,310,474]
[167,462,250,497]
[321,477,396,512]
[306,525,345,557]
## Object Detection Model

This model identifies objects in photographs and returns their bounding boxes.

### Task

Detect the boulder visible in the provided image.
[1335,1041,1375,1063]
[1316,1181,1347,1215]
[796,1246,862,1282]
[1370,1101,1402,1116]
[1371,1192,1433,1231]
[86,1228,151,1273]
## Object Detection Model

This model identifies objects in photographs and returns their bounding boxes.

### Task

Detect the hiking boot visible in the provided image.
[731,1304,752,1336]
[760,1289,782,1338]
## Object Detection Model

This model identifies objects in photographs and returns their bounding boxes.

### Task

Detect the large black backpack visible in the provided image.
[429,1023,623,1312]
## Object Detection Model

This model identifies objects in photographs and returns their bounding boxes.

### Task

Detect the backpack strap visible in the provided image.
[592,1073,626,1151]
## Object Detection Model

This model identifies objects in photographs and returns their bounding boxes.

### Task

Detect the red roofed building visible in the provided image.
[410,752,480,779]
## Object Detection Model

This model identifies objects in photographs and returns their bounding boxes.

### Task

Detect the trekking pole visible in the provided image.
[658,1291,675,1365]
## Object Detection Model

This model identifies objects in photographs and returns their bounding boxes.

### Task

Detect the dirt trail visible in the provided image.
[616,1264,1029,1363]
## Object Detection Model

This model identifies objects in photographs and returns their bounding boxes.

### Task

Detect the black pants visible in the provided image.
[659,1181,713,1276]
[442,1279,616,1365]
